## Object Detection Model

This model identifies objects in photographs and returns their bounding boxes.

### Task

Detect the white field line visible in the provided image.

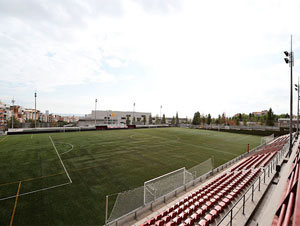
[0,182,71,201]
[49,136,72,183]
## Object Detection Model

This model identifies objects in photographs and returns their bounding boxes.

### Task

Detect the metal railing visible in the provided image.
[217,142,289,226]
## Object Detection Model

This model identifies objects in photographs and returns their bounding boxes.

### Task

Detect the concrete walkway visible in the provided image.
[246,137,299,226]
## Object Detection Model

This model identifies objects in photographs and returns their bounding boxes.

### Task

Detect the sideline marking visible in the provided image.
[10,181,21,226]
[0,136,8,143]
[49,136,72,183]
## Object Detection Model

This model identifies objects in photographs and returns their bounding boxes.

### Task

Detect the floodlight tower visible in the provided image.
[34,91,37,128]
[295,77,299,136]
[284,35,294,157]
[11,97,15,129]
[95,98,97,126]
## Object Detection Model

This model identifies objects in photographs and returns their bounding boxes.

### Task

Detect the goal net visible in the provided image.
[144,167,193,205]
[261,134,274,144]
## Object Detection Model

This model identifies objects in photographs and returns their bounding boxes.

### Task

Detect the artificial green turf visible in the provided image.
[0,128,261,225]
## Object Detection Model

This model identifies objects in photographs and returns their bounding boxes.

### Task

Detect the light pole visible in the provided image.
[95,98,97,126]
[11,97,15,129]
[295,78,299,137]
[284,35,294,157]
[34,91,37,128]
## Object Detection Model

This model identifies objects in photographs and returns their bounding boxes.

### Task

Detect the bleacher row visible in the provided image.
[139,135,288,226]
[230,135,289,172]
[140,169,261,226]
[272,145,300,226]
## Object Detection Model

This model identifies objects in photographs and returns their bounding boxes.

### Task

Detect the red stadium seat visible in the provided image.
[196,209,204,217]
[184,217,194,226]
[179,212,188,220]
[155,220,164,226]
[191,213,200,221]
[173,216,182,224]
[199,219,208,226]
[204,213,213,223]
[209,209,218,219]
[165,222,175,226]
[147,218,155,225]
[162,215,170,223]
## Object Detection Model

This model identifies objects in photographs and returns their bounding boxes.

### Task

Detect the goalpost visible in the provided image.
[144,167,193,205]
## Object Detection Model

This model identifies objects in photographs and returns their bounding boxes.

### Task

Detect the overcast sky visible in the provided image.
[0,0,300,118]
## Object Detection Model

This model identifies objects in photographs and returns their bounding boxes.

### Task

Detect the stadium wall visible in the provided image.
[199,127,291,137]
[6,124,170,135]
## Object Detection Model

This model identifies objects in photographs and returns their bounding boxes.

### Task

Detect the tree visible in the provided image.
[175,112,179,126]
[143,115,146,125]
[235,118,240,126]
[192,112,201,125]
[162,114,166,124]
[207,114,212,125]
[126,115,131,125]
[221,113,226,124]
[238,113,242,121]
[201,115,206,125]
[171,116,176,125]
[148,114,152,125]
[266,108,275,126]
[155,115,160,124]
[7,116,21,128]
[132,116,136,125]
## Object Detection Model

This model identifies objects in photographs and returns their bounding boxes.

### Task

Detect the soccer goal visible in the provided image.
[144,167,193,205]
[261,134,274,144]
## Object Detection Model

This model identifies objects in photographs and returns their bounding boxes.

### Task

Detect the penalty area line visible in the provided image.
[0,182,70,201]
[49,136,72,184]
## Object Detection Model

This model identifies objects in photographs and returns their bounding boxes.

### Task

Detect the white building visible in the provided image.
[78,110,151,126]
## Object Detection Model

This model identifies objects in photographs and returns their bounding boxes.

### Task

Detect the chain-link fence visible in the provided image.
[107,159,212,224]
[187,158,213,179]
[107,186,144,223]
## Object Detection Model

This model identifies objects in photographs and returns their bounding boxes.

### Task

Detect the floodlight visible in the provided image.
[284,58,289,64]
[284,51,289,56]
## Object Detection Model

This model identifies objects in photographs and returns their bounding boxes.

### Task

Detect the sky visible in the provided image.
[0,0,300,118]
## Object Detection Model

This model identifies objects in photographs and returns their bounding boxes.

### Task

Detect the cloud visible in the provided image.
[0,0,300,116]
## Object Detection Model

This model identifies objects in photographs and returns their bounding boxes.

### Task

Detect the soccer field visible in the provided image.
[0,128,261,225]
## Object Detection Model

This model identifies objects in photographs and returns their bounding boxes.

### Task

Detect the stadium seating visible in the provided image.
[139,135,288,226]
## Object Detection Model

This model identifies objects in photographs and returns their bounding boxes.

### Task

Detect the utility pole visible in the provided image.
[95,98,97,126]
[11,97,15,129]
[34,91,37,128]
